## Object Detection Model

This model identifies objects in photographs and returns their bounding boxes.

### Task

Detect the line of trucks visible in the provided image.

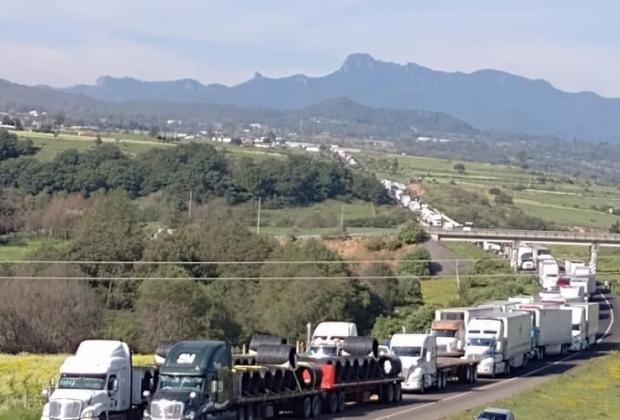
[40,290,601,420]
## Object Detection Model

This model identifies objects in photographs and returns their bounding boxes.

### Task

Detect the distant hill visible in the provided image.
[65,54,620,142]
[0,79,105,113]
[0,79,472,138]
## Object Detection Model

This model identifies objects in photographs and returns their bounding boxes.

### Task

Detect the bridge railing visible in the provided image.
[428,228,620,242]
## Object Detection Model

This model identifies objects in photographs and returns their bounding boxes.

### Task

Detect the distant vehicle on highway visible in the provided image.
[475,407,515,420]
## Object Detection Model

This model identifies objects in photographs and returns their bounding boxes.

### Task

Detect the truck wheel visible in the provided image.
[337,391,346,413]
[382,383,395,404]
[325,392,338,414]
[418,375,425,393]
[295,397,312,419]
[311,396,322,417]
[236,407,246,420]
[394,382,402,402]
[505,363,511,376]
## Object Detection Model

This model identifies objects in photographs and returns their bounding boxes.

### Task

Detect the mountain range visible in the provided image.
[1,53,620,142]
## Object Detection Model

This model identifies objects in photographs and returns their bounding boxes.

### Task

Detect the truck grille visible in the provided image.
[151,400,184,419]
[49,400,82,419]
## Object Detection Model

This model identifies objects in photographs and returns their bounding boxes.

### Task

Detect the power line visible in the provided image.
[0,272,549,281]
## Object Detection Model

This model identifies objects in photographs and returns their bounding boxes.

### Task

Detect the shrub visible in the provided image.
[397,220,429,244]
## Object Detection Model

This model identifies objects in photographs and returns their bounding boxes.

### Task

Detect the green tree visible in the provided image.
[453,163,465,173]
[397,219,429,244]
[494,192,514,205]
[397,247,432,277]
[611,220,620,233]
[70,191,145,309]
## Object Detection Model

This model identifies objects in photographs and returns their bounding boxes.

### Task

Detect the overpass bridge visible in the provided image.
[428,228,620,273]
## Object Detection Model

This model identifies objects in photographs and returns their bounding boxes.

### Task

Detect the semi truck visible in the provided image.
[389,334,479,392]
[433,307,495,353]
[568,302,600,347]
[145,337,403,420]
[516,304,572,358]
[562,305,588,351]
[538,259,560,290]
[41,340,156,420]
[464,312,533,376]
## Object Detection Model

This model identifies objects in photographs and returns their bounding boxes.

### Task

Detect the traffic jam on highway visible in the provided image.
[39,261,604,420]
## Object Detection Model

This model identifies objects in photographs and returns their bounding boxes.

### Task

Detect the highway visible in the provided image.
[325,290,618,420]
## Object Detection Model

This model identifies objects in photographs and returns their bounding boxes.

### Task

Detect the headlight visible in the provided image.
[184,411,196,419]
[143,409,151,419]
[81,409,96,418]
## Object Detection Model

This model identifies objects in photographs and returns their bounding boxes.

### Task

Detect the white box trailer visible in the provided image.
[538,260,559,290]
[464,312,533,376]
[479,300,519,313]
[560,285,586,303]
[568,275,596,299]
[516,304,572,357]
[565,260,586,275]
[568,302,599,347]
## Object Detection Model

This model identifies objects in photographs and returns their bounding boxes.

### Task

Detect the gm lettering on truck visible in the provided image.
[176,353,196,364]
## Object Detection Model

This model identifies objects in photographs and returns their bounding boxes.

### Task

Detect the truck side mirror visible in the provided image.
[41,388,50,402]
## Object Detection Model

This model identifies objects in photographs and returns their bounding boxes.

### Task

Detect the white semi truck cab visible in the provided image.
[308,321,358,358]
[389,334,436,391]
[562,305,587,351]
[41,340,156,420]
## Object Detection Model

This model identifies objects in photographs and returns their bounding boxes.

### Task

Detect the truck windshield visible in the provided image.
[309,346,338,357]
[391,346,422,357]
[58,374,106,390]
[477,412,508,420]
[468,338,494,347]
[159,375,203,391]
[433,330,456,338]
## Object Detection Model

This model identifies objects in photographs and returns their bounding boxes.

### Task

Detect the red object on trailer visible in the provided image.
[557,277,570,287]
[320,364,336,390]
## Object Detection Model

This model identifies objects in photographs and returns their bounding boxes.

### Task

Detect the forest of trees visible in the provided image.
[0,130,389,211]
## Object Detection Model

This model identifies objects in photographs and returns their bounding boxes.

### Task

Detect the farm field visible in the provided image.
[358,151,620,230]
[14,130,289,162]
[449,351,620,420]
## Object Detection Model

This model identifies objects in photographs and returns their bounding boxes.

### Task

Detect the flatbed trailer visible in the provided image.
[436,356,480,388]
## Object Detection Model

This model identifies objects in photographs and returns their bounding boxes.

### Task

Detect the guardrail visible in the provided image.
[428,228,620,244]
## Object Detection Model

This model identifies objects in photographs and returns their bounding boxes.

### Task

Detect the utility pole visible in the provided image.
[256,197,262,235]
[188,190,193,219]
[340,205,345,231]
[456,259,460,294]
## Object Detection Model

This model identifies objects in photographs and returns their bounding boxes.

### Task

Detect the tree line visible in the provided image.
[0,130,389,210]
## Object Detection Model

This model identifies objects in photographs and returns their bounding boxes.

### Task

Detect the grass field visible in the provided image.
[0,354,154,418]
[14,130,288,162]
[0,236,68,261]
[256,199,409,237]
[449,351,620,420]
[421,278,458,306]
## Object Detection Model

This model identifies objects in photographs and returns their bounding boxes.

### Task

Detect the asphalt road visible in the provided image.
[324,290,618,420]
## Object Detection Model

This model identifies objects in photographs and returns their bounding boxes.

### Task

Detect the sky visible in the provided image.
[1,0,619,97]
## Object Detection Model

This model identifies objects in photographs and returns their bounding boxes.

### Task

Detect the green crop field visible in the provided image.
[358,151,620,230]
[0,354,154,418]
[449,351,620,420]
